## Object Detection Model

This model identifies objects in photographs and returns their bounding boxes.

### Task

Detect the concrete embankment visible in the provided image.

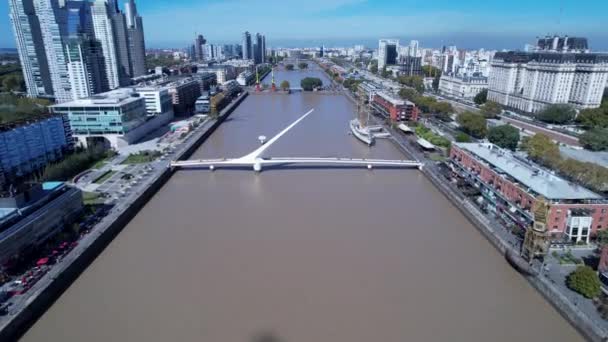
[0,92,249,342]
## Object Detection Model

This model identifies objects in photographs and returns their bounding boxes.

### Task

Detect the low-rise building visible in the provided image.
[51,88,168,148]
[0,182,83,267]
[192,72,217,92]
[439,74,488,100]
[236,70,255,86]
[371,91,418,122]
[198,65,236,84]
[166,78,202,116]
[450,143,608,243]
[0,115,73,188]
[133,85,174,117]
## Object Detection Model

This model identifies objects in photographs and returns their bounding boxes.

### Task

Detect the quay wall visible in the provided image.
[0,92,249,341]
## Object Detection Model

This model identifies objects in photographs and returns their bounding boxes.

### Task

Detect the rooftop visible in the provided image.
[560,146,608,169]
[51,89,143,108]
[456,143,602,200]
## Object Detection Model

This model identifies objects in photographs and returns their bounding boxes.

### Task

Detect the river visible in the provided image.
[20,66,583,342]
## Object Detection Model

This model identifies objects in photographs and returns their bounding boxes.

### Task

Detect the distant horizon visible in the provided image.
[2,0,608,51]
[141,33,608,52]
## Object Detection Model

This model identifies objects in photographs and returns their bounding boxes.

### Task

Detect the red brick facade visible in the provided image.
[450,145,608,238]
[372,94,418,122]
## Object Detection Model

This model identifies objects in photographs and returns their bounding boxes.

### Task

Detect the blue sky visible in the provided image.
[1,0,607,50]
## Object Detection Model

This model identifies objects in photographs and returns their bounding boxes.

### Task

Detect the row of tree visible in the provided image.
[43,146,116,182]
[0,94,52,123]
[397,88,453,120]
[522,133,608,193]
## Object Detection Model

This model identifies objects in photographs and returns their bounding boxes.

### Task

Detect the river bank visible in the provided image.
[0,92,249,342]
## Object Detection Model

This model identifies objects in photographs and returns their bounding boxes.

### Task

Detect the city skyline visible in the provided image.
[1,0,608,50]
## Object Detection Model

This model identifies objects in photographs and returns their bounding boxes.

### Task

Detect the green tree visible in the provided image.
[473,89,488,105]
[577,107,608,129]
[2,74,22,91]
[370,60,378,74]
[279,80,290,91]
[381,66,391,78]
[298,62,308,69]
[521,133,561,165]
[536,104,576,124]
[285,64,294,71]
[455,132,472,142]
[597,230,608,246]
[300,77,323,91]
[580,128,608,151]
[421,65,441,78]
[397,75,424,93]
[398,88,420,101]
[480,101,502,118]
[567,266,601,299]
[433,101,453,115]
[487,125,520,151]
[432,76,440,92]
[457,111,487,138]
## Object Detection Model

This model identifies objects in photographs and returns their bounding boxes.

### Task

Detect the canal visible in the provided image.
[21,66,583,341]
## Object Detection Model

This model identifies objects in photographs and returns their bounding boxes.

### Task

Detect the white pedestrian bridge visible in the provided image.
[170,109,424,172]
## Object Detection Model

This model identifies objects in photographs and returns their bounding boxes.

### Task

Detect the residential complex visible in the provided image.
[488,49,608,113]
[439,74,488,100]
[450,143,607,243]
[8,0,147,103]
[0,115,73,188]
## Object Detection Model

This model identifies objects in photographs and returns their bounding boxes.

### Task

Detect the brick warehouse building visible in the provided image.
[450,143,608,243]
[371,91,418,122]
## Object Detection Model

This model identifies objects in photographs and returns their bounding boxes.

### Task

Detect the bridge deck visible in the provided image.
[171,157,422,169]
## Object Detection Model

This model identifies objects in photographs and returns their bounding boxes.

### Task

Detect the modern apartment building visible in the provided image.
[378,39,399,70]
[125,0,146,77]
[9,0,147,101]
[8,0,53,98]
[488,50,608,113]
[166,78,202,115]
[450,143,608,243]
[439,74,488,100]
[0,115,73,187]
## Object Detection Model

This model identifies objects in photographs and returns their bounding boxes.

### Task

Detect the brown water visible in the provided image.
[21,68,583,342]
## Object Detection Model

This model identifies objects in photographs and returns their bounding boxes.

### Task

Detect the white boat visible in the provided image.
[350,119,374,146]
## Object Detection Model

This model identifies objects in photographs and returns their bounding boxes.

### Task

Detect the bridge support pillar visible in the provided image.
[253,162,262,172]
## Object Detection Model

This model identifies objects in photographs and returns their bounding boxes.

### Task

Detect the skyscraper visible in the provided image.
[91,0,120,89]
[65,0,108,99]
[378,39,399,71]
[194,34,206,61]
[242,31,252,60]
[261,34,266,63]
[8,0,53,98]
[125,0,146,76]
[9,0,147,102]
[34,0,76,103]
[253,33,263,64]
